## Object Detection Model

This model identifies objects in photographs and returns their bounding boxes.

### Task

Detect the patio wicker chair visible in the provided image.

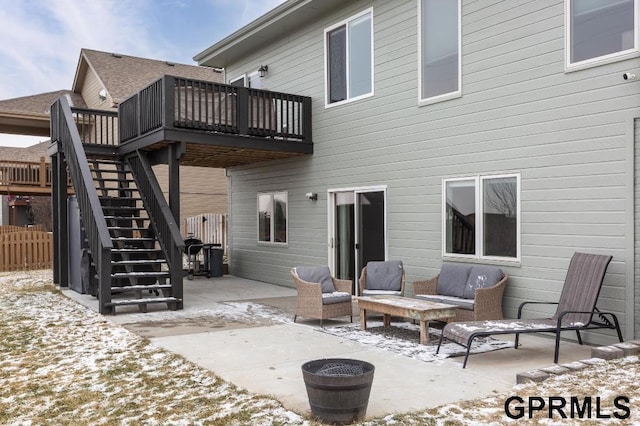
[291,266,353,327]
[438,252,623,368]
[358,260,405,296]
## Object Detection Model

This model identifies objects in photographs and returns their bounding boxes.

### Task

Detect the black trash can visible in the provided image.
[205,245,224,277]
[301,358,375,424]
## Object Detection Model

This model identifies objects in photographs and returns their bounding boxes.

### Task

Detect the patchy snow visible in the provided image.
[115,301,291,325]
[1,269,639,425]
[318,321,513,364]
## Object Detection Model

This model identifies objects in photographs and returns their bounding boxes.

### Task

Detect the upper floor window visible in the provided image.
[230,72,261,89]
[258,192,288,244]
[419,0,461,104]
[325,8,374,107]
[566,0,638,69]
[443,174,520,262]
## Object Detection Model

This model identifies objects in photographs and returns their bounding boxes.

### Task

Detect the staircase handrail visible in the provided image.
[51,97,113,311]
[125,152,184,270]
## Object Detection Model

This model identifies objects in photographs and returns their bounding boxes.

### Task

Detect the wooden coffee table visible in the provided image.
[355,295,456,345]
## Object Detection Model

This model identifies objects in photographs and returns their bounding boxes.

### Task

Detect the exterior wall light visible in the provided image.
[305,192,318,201]
[258,65,269,78]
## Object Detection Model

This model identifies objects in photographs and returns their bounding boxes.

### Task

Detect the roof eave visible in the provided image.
[194,0,343,68]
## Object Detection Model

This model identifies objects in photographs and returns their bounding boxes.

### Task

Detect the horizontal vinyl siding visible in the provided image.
[636,118,640,338]
[225,0,639,343]
[152,165,228,219]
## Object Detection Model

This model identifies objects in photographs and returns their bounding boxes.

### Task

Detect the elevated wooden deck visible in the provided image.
[0,157,53,195]
[110,76,313,168]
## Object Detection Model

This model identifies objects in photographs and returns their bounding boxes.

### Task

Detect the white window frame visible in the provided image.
[442,173,521,263]
[324,7,375,108]
[565,0,639,71]
[229,74,247,87]
[418,0,462,106]
[257,191,288,245]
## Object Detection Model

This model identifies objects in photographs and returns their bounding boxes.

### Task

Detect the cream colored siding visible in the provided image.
[79,68,113,111]
[152,165,227,219]
[219,0,639,344]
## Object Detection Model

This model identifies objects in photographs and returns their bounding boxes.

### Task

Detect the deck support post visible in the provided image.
[51,152,60,285]
[55,150,69,287]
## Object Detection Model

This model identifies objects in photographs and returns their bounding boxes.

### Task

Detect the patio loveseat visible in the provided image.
[412,263,507,322]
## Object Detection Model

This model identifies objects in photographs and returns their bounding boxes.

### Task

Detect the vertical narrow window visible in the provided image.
[349,14,372,98]
[273,192,288,243]
[482,176,518,258]
[325,9,373,106]
[419,0,460,103]
[444,179,476,256]
[327,26,347,103]
[443,174,520,261]
[567,0,638,67]
[258,194,272,242]
[258,192,288,244]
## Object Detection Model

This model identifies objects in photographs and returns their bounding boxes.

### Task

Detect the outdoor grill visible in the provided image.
[183,236,203,256]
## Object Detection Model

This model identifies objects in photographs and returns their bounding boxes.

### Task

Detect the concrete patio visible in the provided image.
[62,275,598,419]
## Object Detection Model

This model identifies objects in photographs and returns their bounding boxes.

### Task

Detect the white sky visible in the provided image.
[0,0,286,147]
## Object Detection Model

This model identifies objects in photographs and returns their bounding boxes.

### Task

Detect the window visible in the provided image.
[230,72,261,88]
[443,174,520,261]
[566,0,638,68]
[230,75,246,87]
[419,0,461,104]
[325,8,373,106]
[258,192,288,244]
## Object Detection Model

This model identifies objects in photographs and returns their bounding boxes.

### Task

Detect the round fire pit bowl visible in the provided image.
[301,358,375,424]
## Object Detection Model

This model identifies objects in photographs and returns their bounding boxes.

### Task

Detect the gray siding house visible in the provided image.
[194,0,640,344]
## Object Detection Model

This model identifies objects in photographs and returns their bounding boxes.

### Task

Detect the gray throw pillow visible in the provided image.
[366,260,403,291]
[463,266,503,299]
[295,265,335,293]
[436,263,472,298]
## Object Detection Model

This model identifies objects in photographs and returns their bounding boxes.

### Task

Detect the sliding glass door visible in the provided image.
[329,187,386,294]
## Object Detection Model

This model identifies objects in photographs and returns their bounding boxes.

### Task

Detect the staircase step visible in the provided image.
[111,271,170,279]
[105,216,150,221]
[93,177,135,182]
[108,226,151,232]
[110,284,172,292]
[111,259,166,265]
[100,196,142,202]
[105,297,182,312]
[102,206,144,212]
[90,159,124,165]
[112,237,156,242]
[112,248,162,254]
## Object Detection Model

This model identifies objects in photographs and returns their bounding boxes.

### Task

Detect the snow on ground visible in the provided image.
[116,300,292,325]
[318,321,513,364]
[1,269,639,425]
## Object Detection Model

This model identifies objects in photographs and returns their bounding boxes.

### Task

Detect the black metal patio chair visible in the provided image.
[437,252,623,368]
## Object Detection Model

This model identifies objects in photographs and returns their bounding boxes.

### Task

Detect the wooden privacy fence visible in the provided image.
[181,213,227,249]
[0,228,53,271]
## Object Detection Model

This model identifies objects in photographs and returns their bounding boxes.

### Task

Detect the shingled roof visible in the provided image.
[0,90,87,136]
[0,141,50,163]
[74,49,223,105]
[0,90,87,118]
[0,49,223,137]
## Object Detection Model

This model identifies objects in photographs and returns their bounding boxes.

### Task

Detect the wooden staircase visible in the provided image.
[87,158,182,313]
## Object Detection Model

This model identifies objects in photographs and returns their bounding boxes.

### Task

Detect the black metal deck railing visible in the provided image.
[118,76,312,144]
[72,108,118,146]
[126,152,184,298]
[51,97,113,312]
